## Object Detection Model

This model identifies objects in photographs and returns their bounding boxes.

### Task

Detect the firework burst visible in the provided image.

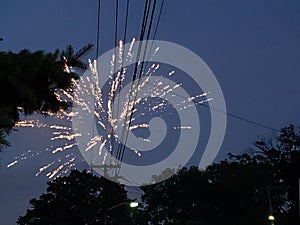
[7,38,212,180]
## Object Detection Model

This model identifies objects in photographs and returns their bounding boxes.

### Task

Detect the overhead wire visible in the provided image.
[144,0,165,68]
[113,0,131,157]
[152,0,164,40]
[144,0,157,43]
[116,0,159,169]
[94,0,279,181]
[118,0,158,164]
[116,0,279,168]
[109,0,120,158]
[91,0,102,174]
[93,0,280,184]
[115,0,152,167]
[114,0,119,49]
[96,0,101,59]
[143,81,281,132]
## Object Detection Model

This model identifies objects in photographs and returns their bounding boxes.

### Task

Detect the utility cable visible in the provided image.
[115,0,152,166]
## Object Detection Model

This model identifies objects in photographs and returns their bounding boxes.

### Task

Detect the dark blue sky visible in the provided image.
[1,0,300,224]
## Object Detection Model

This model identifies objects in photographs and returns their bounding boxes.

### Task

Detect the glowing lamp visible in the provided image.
[129,202,139,208]
[268,215,275,221]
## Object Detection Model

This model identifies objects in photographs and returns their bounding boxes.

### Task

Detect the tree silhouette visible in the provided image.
[140,125,300,225]
[14,123,300,225]
[17,170,133,225]
[0,44,92,151]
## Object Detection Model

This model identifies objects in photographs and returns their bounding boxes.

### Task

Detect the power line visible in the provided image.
[96,0,101,59]
[140,0,151,42]
[202,104,281,132]
[114,0,130,98]
[144,0,165,87]
[113,0,131,156]
[91,0,102,174]
[143,81,281,132]
[118,0,158,164]
[152,0,165,40]
[124,1,278,133]
[94,0,279,180]
[123,0,130,42]
[115,0,152,166]
[109,0,120,158]
[117,0,159,167]
[114,0,119,49]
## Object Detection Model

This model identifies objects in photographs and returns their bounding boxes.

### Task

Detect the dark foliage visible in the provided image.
[0,44,92,151]
[17,170,133,225]
[16,125,300,225]
[140,125,300,225]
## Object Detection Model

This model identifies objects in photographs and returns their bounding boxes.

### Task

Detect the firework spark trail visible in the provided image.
[7,107,81,175]
[52,143,77,154]
[50,125,72,130]
[98,139,107,156]
[85,142,98,152]
[126,38,136,62]
[89,59,104,113]
[143,77,213,113]
[173,126,192,130]
[116,63,160,121]
[15,120,47,128]
[46,154,76,179]
[35,162,55,176]
[107,40,134,131]
[7,148,45,168]
[49,145,79,176]
[129,123,149,131]
[7,160,18,168]
[111,40,160,138]
[47,165,64,179]
[51,133,81,141]
[118,40,124,66]
[118,76,152,122]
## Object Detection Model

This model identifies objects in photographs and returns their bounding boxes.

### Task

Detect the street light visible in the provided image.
[268,215,275,221]
[106,201,139,212]
[104,201,139,225]
[129,202,139,208]
[267,188,275,225]
[268,215,275,225]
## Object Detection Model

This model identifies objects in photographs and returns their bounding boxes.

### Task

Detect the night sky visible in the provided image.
[1,1,300,224]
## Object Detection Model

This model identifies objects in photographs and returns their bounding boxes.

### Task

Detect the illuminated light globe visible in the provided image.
[129,202,139,208]
[268,215,275,221]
